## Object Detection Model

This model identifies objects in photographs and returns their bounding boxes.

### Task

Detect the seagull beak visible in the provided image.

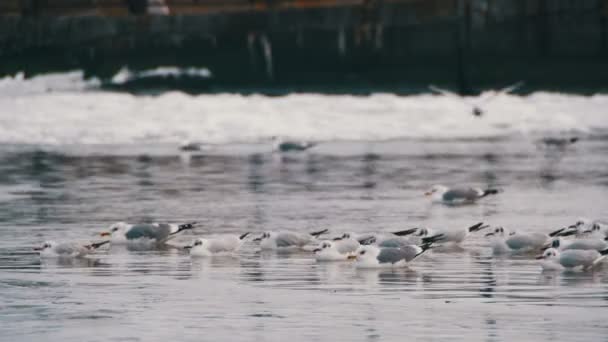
[332,237,343,241]
[541,243,550,250]
[253,237,262,242]
[313,248,321,253]
[347,255,357,260]
[33,247,43,251]
[535,255,545,260]
[484,232,495,237]
[424,191,432,196]
[100,232,111,237]
[184,245,192,250]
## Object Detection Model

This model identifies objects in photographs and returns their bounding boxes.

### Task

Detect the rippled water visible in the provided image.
[0,138,607,342]
[1,73,608,341]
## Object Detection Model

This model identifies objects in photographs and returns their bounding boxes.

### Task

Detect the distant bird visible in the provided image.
[537,137,579,149]
[179,141,205,152]
[313,240,354,262]
[185,233,250,257]
[425,185,500,205]
[253,229,329,250]
[354,235,443,269]
[429,81,524,117]
[486,227,567,254]
[415,222,490,244]
[100,221,196,247]
[34,240,109,258]
[536,247,608,271]
[271,136,316,153]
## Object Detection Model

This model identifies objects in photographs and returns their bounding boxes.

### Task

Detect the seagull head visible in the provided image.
[34,240,56,252]
[485,226,506,237]
[355,245,380,262]
[417,228,429,237]
[425,185,448,197]
[536,247,559,260]
[542,237,562,251]
[100,222,129,238]
[253,232,273,242]
[313,240,334,253]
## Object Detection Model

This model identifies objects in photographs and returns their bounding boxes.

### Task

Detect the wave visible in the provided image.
[0,71,606,145]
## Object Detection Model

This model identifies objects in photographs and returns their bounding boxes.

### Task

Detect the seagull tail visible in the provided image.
[391,228,418,236]
[600,248,608,256]
[481,189,500,197]
[88,240,110,250]
[548,227,566,237]
[421,233,445,245]
[467,222,488,233]
[239,232,251,240]
[414,241,437,259]
[170,222,197,236]
[310,229,329,237]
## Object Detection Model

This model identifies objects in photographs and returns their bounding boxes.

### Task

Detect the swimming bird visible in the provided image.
[537,137,579,149]
[271,136,316,153]
[354,240,439,269]
[100,221,196,247]
[543,236,608,252]
[536,247,608,271]
[185,233,250,257]
[253,229,329,250]
[34,240,110,259]
[486,227,567,254]
[566,219,608,238]
[415,222,489,245]
[429,81,524,117]
[425,185,500,204]
[313,240,353,262]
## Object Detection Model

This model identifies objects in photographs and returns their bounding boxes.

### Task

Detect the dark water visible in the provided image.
[1,138,608,341]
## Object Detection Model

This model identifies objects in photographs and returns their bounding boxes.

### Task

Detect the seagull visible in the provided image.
[413,222,489,245]
[354,236,442,269]
[100,221,196,247]
[179,141,205,152]
[429,81,524,117]
[543,236,608,252]
[537,137,579,149]
[253,229,329,250]
[485,227,567,254]
[185,233,250,257]
[536,247,608,271]
[34,240,110,259]
[313,240,354,262]
[271,136,316,153]
[425,185,500,204]
[566,218,608,238]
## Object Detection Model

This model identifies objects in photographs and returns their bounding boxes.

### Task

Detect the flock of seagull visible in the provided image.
[34,186,608,271]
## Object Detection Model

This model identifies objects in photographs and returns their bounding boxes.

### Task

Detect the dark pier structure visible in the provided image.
[0,0,607,93]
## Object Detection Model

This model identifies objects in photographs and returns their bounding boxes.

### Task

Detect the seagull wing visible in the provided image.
[376,248,407,264]
[478,81,524,105]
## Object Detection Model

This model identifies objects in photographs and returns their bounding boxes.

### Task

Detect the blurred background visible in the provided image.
[1,0,607,94]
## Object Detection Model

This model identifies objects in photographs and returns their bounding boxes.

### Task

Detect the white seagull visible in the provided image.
[429,81,524,117]
[536,247,608,271]
[271,136,317,153]
[543,236,608,252]
[34,240,110,259]
[100,221,196,246]
[354,243,433,269]
[425,185,500,205]
[485,227,567,254]
[253,229,328,250]
[185,233,250,257]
